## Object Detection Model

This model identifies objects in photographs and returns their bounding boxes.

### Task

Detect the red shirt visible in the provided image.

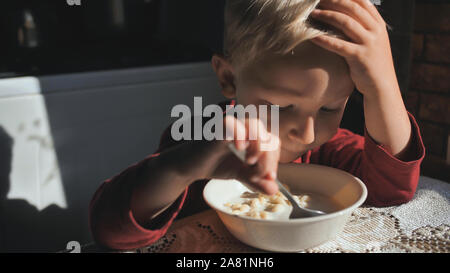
[89,101,425,250]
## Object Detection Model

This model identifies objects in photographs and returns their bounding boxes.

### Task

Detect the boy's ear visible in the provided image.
[211,54,236,99]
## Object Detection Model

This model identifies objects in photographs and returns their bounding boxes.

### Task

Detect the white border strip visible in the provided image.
[0,61,213,98]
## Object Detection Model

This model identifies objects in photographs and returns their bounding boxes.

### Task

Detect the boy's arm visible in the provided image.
[310,0,413,157]
[88,123,208,250]
[89,130,228,251]
[363,86,412,159]
[89,146,191,251]
[89,113,281,250]
[309,0,426,206]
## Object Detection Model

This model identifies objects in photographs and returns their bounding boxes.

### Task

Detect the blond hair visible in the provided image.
[224,0,329,70]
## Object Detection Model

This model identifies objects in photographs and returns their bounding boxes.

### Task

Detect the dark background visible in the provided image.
[0,0,225,78]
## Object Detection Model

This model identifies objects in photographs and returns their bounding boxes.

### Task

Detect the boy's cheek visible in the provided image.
[315,121,342,145]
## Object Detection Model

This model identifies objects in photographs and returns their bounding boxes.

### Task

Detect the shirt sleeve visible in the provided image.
[89,126,188,250]
[311,112,425,207]
[89,100,232,250]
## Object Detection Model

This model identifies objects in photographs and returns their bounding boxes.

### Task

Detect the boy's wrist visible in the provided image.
[362,81,403,110]
[152,140,227,186]
[178,140,230,183]
[148,146,196,187]
[362,82,412,156]
[360,77,400,100]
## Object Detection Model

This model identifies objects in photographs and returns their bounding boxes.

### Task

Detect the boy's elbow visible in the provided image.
[366,187,416,207]
[362,168,420,207]
[385,189,416,206]
[90,222,114,250]
[89,206,120,250]
[400,189,416,204]
[90,212,148,251]
[89,201,167,251]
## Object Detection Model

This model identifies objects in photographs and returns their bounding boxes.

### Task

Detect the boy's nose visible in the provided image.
[288,116,315,145]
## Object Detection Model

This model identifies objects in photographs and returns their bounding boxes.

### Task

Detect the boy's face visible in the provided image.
[213,41,355,163]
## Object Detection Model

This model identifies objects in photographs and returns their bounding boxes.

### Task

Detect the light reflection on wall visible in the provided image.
[0,77,67,210]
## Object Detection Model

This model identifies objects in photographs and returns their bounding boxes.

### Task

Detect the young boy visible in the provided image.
[89,0,425,250]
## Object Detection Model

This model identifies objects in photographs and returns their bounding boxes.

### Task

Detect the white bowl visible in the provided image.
[203,163,367,252]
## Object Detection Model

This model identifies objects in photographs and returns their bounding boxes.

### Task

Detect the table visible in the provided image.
[85,176,450,253]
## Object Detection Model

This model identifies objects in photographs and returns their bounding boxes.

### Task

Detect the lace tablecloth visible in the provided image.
[87,176,450,253]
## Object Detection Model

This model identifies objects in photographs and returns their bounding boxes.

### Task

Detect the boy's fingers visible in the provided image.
[235,164,265,192]
[260,151,279,181]
[267,141,281,180]
[237,163,278,195]
[258,179,279,196]
[310,34,359,58]
[247,139,280,188]
[317,0,377,30]
[224,115,247,151]
[248,152,273,183]
[226,116,280,196]
[247,118,280,180]
[310,9,367,44]
[259,130,280,177]
[353,0,385,24]
[245,139,261,165]
[244,118,262,164]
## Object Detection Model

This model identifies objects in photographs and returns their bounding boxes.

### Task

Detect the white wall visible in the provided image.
[0,62,224,252]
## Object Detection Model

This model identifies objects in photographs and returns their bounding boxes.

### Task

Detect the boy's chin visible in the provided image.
[279,148,305,163]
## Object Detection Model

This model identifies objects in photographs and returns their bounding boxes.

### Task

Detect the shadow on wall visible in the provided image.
[0,126,77,252]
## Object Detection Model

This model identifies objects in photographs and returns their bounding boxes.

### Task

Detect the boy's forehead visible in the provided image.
[239,41,353,99]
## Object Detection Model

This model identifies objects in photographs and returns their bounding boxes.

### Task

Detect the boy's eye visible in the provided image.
[279,104,293,111]
[263,101,293,111]
[320,107,340,113]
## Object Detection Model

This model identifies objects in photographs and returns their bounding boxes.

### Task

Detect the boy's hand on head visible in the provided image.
[310,0,397,97]
[309,0,413,157]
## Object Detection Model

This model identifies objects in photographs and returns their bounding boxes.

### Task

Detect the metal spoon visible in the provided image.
[227,143,326,218]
